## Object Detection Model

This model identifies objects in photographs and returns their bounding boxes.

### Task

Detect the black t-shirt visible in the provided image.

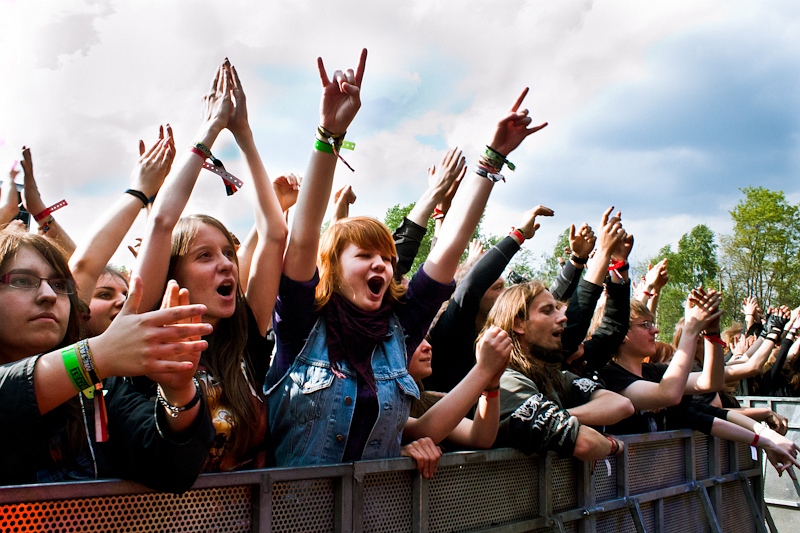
[599,362,717,435]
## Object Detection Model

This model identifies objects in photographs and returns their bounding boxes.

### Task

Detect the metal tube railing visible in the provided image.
[0,429,768,532]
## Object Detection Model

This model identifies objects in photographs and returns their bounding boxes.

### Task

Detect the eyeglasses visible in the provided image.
[631,320,656,331]
[0,272,75,295]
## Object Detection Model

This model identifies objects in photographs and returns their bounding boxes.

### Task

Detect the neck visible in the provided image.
[614,348,645,377]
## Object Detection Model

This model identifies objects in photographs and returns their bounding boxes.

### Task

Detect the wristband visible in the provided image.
[432,207,446,221]
[750,434,759,447]
[190,143,240,195]
[509,228,525,242]
[481,389,500,399]
[314,130,356,172]
[643,291,654,298]
[62,345,92,392]
[76,339,102,385]
[125,189,149,208]
[474,165,505,183]
[157,377,202,418]
[703,334,727,347]
[33,199,68,222]
[605,435,620,456]
[38,215,55,234]
[484,145,515,171]
[570,254,587,265]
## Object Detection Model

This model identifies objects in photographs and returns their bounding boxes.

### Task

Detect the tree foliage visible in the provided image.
[719,187,800,311]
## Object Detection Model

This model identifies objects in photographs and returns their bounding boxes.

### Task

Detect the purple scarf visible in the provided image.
[323,293,393,392]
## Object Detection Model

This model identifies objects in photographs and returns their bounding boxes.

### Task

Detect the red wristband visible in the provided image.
[750,434,759,447]
[704,334,727,347]
[33,199,68,222]
[189,146,207,160]
[482,389,500,399]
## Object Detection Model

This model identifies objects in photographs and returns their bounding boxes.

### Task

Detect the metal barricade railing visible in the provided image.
[0,430,766,533]
[737,395,800,533]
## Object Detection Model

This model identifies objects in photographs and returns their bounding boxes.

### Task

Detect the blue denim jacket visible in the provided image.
[265,315,419,466]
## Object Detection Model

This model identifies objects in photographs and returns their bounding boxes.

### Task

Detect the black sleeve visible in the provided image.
[566,375,601,408]
[392,217,427,279]
[582,282,631,374]
[105,377,215,493]
[561,279,604,357]
[549,261,582,302]
[757,337,793,395]
[427,236,520,392]
[502,393,580,458]
[669,399,727,435]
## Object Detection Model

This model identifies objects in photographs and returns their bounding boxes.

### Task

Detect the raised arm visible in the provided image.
[135,63,233,311]
[70,128,174,303]
[20,147,76,256]
[226,62,289,335]
[403,326,510,447]
[724,306,790,382]
[424,88,547,284]
[685,288,725,393]
[283,49,367,282]
[621,288,722,410]
[0,163,20,226]
[331,184,357,224]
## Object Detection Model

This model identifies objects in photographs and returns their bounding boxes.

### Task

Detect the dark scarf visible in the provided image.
[323,293,394,392]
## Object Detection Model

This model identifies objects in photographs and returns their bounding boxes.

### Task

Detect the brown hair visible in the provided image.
[169,214,258,463]
[0,233,87,456]
[481,281,567,399]
[316,216,405,310]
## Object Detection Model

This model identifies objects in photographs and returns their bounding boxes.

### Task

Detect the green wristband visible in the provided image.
[62,345,91,392]
[315,139,335,154]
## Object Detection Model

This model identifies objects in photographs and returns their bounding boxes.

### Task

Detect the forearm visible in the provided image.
[70,194,144,302]
[283,149,337,281]
[572,425,615,462]
[581,281,630,372]
[237,225,258,291]
[404,365,495,444]
[445,395,500,449]
[549,260,582,302]
[567,391,633,426]
[406,185,441,227]
[689,340,724,393]
[424,173,493,284]
[724,338,774,382]
[661,333,702,403]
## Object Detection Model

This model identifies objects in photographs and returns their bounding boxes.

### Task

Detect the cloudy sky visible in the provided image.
[1,0,798,272]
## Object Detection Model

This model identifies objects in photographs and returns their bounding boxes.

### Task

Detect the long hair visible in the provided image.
[168,214,258,462]
[0,233,86,455]
[316,216,405,310]
[481,281,567,399]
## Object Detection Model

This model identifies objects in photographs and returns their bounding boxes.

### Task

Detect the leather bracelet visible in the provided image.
[157,377,202,418]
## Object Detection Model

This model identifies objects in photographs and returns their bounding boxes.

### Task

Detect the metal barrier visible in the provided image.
[737,396,800,533]
[0,430,765,533]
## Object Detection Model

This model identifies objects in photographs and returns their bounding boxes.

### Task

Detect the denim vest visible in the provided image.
[265,315,419,466]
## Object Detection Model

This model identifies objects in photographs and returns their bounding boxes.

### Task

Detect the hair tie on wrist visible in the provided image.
[125,189,149,208]
[570,254,587,265]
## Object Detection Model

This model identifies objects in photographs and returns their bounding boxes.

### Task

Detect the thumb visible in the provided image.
[139,140,145,156]
[120,275,143,317]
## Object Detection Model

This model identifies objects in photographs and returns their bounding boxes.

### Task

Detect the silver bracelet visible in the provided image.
[156,377,202,418]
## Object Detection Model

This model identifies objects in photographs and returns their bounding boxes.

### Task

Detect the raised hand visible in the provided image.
[401,437,442,479]
[569,223,596,260]
[131,125,176,199]
[273,173,302,213]
[644,258,669,293]
[19,146,44,214]
[318,48,367,135]
[332,184,357,222]
[742,296,760,320]
[0,162,20,223]
[594,206,625,258]
[202,63,233,133]
[475,326,512,382]
[489,88,547,157]
[516,205,554,240]
[466,239,485,264]
[226,60,250,139]
[90,276,212,380]
[428,148,467,214]
[685,287,723,335]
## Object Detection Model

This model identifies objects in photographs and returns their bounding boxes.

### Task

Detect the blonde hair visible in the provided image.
[317,216,405,309]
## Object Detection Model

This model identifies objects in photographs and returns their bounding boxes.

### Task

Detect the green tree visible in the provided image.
[647,224,719,342]
[719,187,800,313]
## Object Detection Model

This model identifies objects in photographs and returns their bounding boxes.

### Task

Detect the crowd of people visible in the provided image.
[1,50,798,493]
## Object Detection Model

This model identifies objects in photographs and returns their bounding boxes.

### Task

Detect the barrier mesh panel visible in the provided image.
[694,432,709,480]
[720,440,731,474]
[0,486,252,532]
[552,457,578,511]
[595,502,654,533]
[271,478,334,533]
[362,470,413,533]
[629,438,685,493]
[663,493,710,533]
[735,441,756,471]
[428,457,538,533]
[593,456,617,502]
[719,481,757,533]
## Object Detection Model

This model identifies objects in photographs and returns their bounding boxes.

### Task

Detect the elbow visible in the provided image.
[616,397,635,422]
[150,210,179,234]
[264,223,289,246]
[472,429,499,450]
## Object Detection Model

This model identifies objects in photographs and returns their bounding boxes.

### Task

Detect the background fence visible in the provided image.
[0,429,768,533]
[737,395,800,533]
